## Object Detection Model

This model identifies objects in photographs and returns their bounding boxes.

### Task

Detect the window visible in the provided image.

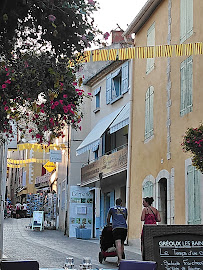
[180,0,193,43]
[94,87,101,111]
[146,22,155,74]
[180,56,193,116]
[106,61,129,104]
[143,181,154,198]
[187,165,201,224]
[145,86,154,140]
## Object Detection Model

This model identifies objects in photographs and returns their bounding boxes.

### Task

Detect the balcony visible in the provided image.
[81,144,128,186]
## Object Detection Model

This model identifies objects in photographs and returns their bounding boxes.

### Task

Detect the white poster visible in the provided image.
[69,186,93,238]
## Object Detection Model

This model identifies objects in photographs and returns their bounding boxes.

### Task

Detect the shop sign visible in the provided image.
[35,173,51,188]
[50,150,62,163]
[43,161,56,172]
[81,147,128,184]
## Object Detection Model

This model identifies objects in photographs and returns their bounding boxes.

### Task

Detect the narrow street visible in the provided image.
[3,218,141,269]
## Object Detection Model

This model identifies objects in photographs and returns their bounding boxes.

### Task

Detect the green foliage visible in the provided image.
[182,124,203,173]
[0,53,92,143]
[0,0,101,143]
[0,0,102,58]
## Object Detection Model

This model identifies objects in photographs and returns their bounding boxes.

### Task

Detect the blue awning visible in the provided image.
[76,107,124,155]
[109,102,130,134]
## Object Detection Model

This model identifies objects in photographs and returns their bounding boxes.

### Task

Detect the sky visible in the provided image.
[93,0,147,35]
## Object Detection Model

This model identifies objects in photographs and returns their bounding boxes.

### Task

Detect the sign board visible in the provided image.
[35,173,51,188]
[69,186,93,238]
[32,211,44,231]
[143,225,203,270]
[50,150,62,163]
[81,147,127,184]
[43,161,56,172]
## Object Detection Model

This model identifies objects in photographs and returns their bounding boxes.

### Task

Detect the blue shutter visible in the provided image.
[180,0,193,43]
[121,61,129,94]
[186,0,193,39]
[187,56,193,113]
[106,74,111,104]
[143,181,154,198]
[187,165,194,224]
[146,22,155,74]
[110,191,115,207]
[145,88,150,139]
[180,59,187,116]
[194,168,201,224]
[187,165,201,225]
[180,0,187,43]
[149,86,154,137]
[100,192,104,227]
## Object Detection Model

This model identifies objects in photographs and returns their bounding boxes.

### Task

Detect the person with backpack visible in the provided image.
[107,198,127,266]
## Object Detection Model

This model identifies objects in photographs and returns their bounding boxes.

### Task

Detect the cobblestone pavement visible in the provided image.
[3,218,141,269]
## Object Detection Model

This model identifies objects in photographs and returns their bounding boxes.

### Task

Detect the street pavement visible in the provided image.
[3,218,141,269]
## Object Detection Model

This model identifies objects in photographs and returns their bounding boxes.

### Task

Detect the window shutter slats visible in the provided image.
[146,23,155,74]
[106,74,111,104]
[121,61,129,94]
[187,165,194,224]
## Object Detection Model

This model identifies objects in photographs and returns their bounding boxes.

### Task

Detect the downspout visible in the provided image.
[126,57,134,238]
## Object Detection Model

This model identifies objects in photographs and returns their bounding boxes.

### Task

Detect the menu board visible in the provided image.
[153,234,203,270]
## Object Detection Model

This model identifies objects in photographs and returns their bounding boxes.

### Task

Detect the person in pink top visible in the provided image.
[141,197,161,259]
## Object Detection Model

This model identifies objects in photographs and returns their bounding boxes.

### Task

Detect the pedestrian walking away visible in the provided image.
[141,196,161,260]
[107,198,127,267]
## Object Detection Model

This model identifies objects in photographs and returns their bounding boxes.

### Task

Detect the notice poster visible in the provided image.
[69,186,93,237]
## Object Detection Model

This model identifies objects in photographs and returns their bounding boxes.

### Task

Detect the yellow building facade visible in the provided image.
[124,0,203,240]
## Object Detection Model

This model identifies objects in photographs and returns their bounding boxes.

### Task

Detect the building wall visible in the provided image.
[128,0,203,240]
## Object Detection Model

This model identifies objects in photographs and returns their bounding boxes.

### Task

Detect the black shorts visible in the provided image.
[112,228,127,243]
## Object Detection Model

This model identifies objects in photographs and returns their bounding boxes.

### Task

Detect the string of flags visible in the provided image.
[72,42,203,64]
[7,159,50,168]
[15,143,67,152]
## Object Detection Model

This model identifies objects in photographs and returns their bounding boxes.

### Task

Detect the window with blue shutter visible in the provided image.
[106,61,129,104]
[145,86,154,140]
[180,56,193,116]
[180,0,193,43]
[187,165,201,224]
[143,181,154,198]
[146,22,155,74]
[106,74,111,104]
[94,87,101,109]
[121,61,129,94]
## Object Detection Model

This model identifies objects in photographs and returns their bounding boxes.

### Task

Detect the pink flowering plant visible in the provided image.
[0,53,91,143]
[182,124,203,173]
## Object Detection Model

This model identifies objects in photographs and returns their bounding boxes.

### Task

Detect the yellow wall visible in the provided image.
[128,0,203,239]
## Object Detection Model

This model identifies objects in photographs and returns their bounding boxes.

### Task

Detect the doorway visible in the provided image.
[158,178,167,224]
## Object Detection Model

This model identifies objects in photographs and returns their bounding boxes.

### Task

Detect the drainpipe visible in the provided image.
[126,57,134,237]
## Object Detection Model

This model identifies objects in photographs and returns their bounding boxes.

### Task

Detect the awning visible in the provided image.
[109,102,130,134]
[76,107,124,155]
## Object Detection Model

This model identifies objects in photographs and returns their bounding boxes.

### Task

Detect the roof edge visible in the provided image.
[123,0,163,36]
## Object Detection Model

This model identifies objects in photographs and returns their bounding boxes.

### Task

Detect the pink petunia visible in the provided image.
[63,94,67,98]
[36,134,42,138]
[29,129,32,133]
[4,106,9,111]
[5,79,11,84]
[41,104,45,108]
[103,32,110,40]
[88,93,92,96]
[73,82,77,86]
[2,84,6,89]
[40,109,45,113]
[54,101,59,106]
[6,73,10,76]
[5,67,8,72]
[49,118,54,123]
[88,0,95,5]
[51,105,55,109]
[3,101,7,105]
[60,82,64,86]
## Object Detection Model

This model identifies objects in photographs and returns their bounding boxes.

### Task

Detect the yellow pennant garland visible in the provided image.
[71,42,202,64]
[15,143,67,152]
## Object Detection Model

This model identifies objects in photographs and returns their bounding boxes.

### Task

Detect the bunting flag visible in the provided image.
[9,143,67,153]
[72,42,202,64]
[7,158,50,165]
